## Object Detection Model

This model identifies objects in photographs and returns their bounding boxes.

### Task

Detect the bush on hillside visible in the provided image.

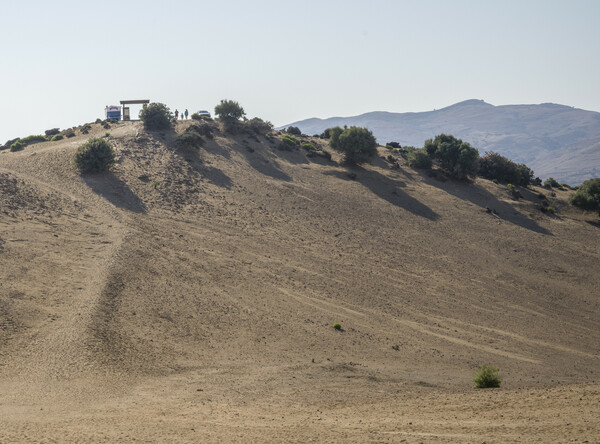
[331,126,378,165]
[64,130,76,138]
[386,141,401,149]
[301,142,317,152]
[73,137,116,173]
[280,134,299,147]
[10,141,26,152]
[139,103,172,130]
[320,128,332,139]
[45,128,60,136]
[214,99,246,122]
[286,126,302,136]
[568,178,600,214]
[51,134,64,141]
[424,134,479,179]
[479,152,535,186]
[507,183,522,199]
[326,127,344,150]
[544,177,561,189]
[20,135,48,145]
[473,365,502,388]
[408,149,432,169]
[245,117,273,136]
[176,128,204,149]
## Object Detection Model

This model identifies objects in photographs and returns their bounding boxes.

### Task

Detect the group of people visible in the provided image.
[174,109,188,120]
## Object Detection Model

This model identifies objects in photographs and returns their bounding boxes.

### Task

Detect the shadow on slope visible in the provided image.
[324,167,439,221]
[238,141,292,182]
[426,174,552,235]
[84,172,147,214]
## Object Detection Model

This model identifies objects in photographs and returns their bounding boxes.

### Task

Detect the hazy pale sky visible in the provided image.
[1,0,599,143]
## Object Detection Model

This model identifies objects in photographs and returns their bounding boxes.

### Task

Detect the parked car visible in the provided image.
[197,110,211,118]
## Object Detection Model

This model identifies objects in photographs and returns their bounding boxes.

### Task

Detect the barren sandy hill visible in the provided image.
[1,119,599,442]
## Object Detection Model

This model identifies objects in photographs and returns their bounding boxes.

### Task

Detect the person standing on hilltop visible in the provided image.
[184,109,189,119]
[175,109,179,119]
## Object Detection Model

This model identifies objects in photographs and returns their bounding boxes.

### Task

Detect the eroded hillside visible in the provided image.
[1,119,599,442]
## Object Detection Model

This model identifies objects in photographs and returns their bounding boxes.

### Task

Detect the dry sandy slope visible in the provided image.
[0,120,599,442]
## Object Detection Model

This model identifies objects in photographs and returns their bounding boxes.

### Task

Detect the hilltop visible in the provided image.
[0,119,599,442]
[285,99,600,185]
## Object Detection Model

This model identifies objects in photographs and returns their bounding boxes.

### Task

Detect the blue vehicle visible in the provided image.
[105,105,122,120]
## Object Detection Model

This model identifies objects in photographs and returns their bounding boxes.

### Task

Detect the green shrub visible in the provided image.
[175,128,204,149]
[214,99,245,122]
[544,177,561,189]
[20,135,48,145]
[320,128,332,139]
[64,130,76,138]
[73,137,116,173]
[386,141,401,149]
[507,183,522,199]
[331,126,377,165]
[408,149,432,169]
[301,142,317,151]
[45,128,60,136]
[286,126,302,136]
[245,117,273,135]
[139,103,172,130]
[281,134,299,146]
[333,323,342,330]
[424,134,479,179]
[327,126,344,150]
[473,365,502,388]
[568,178,600,214]
[479,151,535,186]
[10,141,25,152]
[51,134,64,141]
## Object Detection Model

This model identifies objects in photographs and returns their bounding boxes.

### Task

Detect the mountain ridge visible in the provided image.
[284,100,600,185]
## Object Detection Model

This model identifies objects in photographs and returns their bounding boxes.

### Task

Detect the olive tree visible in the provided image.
[424,134,479,179]
[330,126,377,164]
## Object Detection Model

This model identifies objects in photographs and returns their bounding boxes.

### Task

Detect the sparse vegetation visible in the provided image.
[176,127,205,149]
[330,126,377,165]
[473,365,502,388]
[544,177,561,189]
[139,103,172,130]
[286,126,302,136]
[507,183,522,199]
[45,128,60,136]
[568,178,600,214]
[21,135,48,145]
[281,134,299,146]
[73,137,116,173]
[64,130,76,138]
[408,149,432,169]
[51,134,64,141]
[333,323,342,330]
[245,117,273,136]
[301,142,317,151]
[424,134,480,179]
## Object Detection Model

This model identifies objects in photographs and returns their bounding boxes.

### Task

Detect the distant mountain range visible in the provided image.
[283,99,600,185]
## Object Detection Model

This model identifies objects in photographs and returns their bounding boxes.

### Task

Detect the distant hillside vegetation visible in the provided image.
[284,100,600,185]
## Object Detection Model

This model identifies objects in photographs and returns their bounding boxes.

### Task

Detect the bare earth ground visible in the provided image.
[1,120,599,443]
